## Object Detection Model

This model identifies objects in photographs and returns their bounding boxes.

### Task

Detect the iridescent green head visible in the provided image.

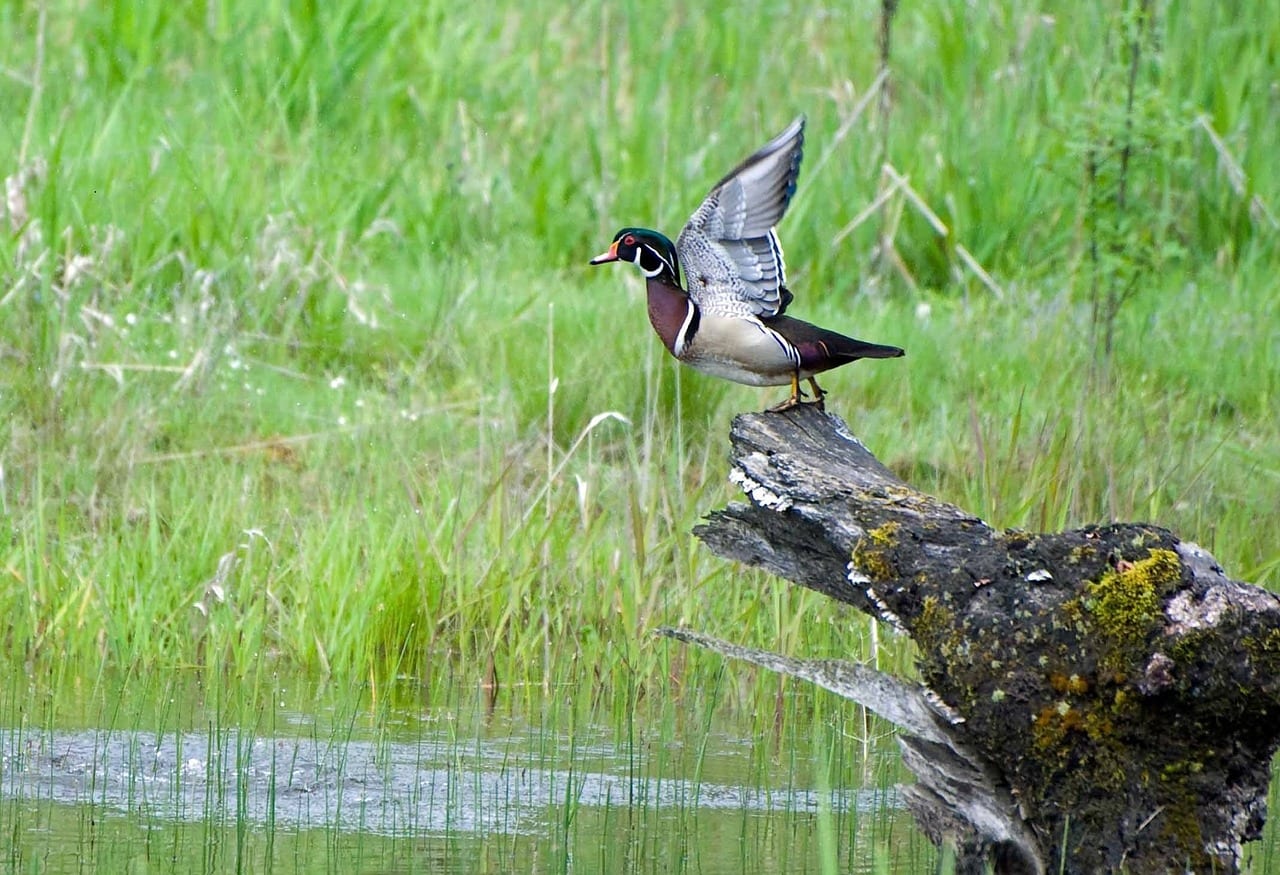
[589,228,681,285]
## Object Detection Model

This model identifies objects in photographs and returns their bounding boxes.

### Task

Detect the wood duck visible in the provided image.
[590,116,904,412]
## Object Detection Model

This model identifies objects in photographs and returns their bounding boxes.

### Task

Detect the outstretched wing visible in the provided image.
[676,116,804,318]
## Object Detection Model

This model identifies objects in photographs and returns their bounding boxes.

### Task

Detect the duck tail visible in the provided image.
[837,338,905,360]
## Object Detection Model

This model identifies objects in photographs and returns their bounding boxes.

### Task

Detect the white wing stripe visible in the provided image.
[750,318,801,369]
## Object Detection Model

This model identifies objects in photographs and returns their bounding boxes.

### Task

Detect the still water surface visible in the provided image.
[0,670,935,873]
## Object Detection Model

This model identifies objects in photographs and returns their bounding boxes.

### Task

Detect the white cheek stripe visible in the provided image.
[632,243,680,276]
[672,301,697,356]
[632,244,675,279]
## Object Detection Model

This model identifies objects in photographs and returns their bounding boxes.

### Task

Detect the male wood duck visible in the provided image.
[590,116,904,412]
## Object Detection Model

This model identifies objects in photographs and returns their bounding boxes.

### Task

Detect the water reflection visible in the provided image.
[0,725,899,836]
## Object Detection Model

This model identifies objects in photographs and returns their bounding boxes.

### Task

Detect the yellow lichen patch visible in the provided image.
[1032,701,1120,761]
[1129,529,1164,549]
[851,543,894,581]
[1049,672,1091,695]
[851,522,903,581]
[1032,703,1086,752]
[1243,628,1280,668]
[1067,544,1098,565]
[1075,547,1183,675]
[1085,548,1182,641]
[1079,708,1116,744]
[866,521,901,546]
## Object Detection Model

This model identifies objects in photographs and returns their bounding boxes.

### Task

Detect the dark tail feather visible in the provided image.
[837,338,905,360]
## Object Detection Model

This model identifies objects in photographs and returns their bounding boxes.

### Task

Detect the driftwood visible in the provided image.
[662,405,1280,874]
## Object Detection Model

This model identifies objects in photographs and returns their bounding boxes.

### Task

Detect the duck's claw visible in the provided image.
[768,375,830,413]
[807,378,827,411]
[767,373,804,413]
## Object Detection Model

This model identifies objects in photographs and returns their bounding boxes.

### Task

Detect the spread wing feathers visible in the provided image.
[677,116,805,319]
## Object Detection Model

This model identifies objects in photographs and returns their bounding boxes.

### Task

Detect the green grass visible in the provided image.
[0,0,1276,712]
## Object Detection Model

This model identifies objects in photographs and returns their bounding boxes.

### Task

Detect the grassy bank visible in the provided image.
[1,0,1276,701]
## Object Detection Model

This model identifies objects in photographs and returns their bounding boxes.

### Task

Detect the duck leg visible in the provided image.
[767,373,804,412]
[806,377,827,411]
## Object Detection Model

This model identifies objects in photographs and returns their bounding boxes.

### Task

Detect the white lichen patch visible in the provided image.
[1165,588,1228,633]
[846,561,872,586]
[1026,568,1053,582]
[923,688,966,724]
[860,575,907,634]
[729,466,792,512]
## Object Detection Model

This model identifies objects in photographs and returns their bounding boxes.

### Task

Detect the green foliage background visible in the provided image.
[1,1,1276,698]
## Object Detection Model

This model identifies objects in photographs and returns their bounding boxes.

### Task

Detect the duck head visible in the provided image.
[589,228,682,286]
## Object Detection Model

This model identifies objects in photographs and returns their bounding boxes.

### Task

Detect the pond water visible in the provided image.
[0,669,936,873]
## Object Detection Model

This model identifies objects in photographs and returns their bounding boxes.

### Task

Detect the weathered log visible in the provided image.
[672,404,1280,873]
[657,626,1046,874]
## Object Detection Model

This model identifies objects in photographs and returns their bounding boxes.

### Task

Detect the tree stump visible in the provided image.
[665,405,1280,873]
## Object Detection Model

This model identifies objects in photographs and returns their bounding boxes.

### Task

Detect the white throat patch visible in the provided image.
[672,300,698,356]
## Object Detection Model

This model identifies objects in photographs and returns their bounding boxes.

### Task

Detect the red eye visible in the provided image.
[623,234,636,245]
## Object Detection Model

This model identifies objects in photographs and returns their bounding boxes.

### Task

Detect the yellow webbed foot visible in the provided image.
[767,373,804,412]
